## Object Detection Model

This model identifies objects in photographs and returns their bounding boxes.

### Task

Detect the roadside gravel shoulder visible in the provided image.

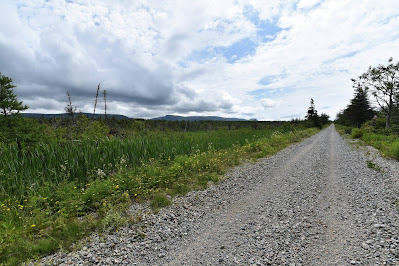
[36,125,399,265]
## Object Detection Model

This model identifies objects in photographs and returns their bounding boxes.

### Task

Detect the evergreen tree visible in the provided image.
[319,113,330,125]
[346,87,374,127]
[335,87,374,128]
[0,73,41,147]
[0,73,28,116]
[305,98,321,128]
[352,58,399,128]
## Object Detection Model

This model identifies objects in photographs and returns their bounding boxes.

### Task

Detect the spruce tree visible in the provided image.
[0,73,28,116]
[305,98,321,128]
[352,58,399,128]
[346,87,374,128]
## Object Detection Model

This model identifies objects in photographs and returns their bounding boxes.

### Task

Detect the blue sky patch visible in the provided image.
[181,5,284,66]
[258,74,287,85]
[214,37,258,63]
[180,37,258,65]
[249,87,292,100]
[324,50,359,64]
[243,5,283,42]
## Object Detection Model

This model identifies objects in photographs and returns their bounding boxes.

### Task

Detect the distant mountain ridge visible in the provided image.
[152,115,248,121]
[21,113,129,120]
[21,113,249,121]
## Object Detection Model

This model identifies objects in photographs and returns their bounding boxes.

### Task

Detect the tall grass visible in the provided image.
[0,126,320,265]
[0,129,273,200]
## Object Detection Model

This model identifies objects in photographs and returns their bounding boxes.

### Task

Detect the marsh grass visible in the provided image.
[0,127,319,265]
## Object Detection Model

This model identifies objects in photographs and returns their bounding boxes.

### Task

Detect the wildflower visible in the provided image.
[31,224,36,228]
[97,168,106,178]
[6,208,10,211]
[43,198,47,200]
[115,185,119,189]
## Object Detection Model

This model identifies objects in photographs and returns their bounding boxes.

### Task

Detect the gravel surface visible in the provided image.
[37,125,399,265]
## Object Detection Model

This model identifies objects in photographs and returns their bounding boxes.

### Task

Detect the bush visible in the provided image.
[351,128,363,139]
[100,209,128,234]
[150,193,171,211]
[344,127,352,135]
[389,140,399,160]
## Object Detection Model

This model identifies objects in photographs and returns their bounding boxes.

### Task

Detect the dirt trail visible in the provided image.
[166,125,362,265]
[40,125,399,265]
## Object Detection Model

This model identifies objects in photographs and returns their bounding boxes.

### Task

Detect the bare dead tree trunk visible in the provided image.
[65,92,76,121]
[103,89,107,119]
[93,83,100,120]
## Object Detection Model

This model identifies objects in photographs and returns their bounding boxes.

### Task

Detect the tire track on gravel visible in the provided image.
[165,125,356,265]
[166,126,327,265]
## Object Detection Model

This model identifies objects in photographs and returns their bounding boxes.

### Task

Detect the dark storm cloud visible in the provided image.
[0,25,184,112]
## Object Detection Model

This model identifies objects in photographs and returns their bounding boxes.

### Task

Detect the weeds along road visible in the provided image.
[42,125,399,265]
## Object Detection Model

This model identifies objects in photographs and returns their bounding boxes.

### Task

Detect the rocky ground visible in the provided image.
[37,125,399,265]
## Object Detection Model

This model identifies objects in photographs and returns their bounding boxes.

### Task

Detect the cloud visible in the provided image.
[261,98,277,108]
[0,0,399,120]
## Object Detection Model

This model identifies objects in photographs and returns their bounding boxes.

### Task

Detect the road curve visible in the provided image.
[41,125,399,265]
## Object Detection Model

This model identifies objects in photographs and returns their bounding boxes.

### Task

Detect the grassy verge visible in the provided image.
[335,124,399,159]
[0,127,319,265]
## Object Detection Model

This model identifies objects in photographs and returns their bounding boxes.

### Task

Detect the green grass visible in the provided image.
[0,127,320,265]
[0,129,277,200]
[336,124,399,159]
[366,160,383,172]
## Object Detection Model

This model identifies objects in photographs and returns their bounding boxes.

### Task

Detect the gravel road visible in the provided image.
[40,125,399,265]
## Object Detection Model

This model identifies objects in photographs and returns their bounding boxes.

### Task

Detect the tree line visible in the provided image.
[1,74,318,148]
[336,58,399,130]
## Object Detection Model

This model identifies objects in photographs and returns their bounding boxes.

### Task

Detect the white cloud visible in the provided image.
[261,98,277,108]
[0,0,399,120]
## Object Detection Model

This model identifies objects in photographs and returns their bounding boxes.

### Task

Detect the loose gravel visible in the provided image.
[37,125,399,265]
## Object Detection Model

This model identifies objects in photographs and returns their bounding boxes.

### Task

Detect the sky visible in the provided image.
[1,0,399,120]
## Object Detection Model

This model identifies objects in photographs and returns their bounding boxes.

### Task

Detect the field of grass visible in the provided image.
[0,124,320,265]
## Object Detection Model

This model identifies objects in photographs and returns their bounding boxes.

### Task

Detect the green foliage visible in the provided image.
[350,128,364,139]
[352,58,399,129]
[100,209,128,234]
[336,87,374,128]
[0,73,28,116]
[0,121,320,265]
[0,74,43,147]
[305,98,322,128]
[319,113,330,126]
[389,140,399,160]
[280,122,293,133]
[366,160,383,172]
[150,193,171,211]
[337,124,399,160]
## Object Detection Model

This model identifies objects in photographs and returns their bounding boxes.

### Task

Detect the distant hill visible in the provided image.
[21,113,249,121]
[21,113,129,120]
[152,115,247,121]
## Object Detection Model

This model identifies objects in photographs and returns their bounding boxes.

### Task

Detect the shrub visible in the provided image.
[100,209,128,234]
[389,140,399,160]
[150,193,171,211]
[344,127,352,135]
[351,128,363,139]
